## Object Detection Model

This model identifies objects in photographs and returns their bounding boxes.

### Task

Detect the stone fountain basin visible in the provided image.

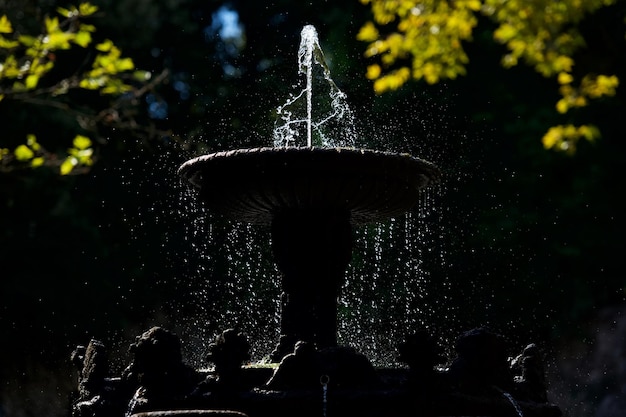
[178,147,441,225]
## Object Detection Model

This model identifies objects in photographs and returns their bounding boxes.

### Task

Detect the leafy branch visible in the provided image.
[358,0,621,153]
[0,2,164,175]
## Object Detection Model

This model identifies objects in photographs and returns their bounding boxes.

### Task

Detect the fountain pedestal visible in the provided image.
[270,209,352,358]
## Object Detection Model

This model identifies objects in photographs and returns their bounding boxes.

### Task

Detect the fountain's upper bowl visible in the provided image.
[178,147,441,225]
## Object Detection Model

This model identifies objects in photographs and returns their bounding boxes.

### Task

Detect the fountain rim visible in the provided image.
[177,146,442,225]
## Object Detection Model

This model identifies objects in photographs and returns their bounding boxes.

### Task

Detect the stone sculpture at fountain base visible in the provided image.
[70,326,562,417]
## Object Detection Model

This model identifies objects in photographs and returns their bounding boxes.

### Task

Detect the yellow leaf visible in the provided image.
[0,35,19,49]
[45,16,59,34]
[14,144,34,161]
[556,98,569,114]
[465,0,482,11]
[366,64,381,80]
[494,24,517,43]
[56,7,73,18]
[79,23,96,33]
[18,34,37,46]
[25,74,39,89]
[553,55,574,73]
[79,3,99,16]
[46,32,73,49]
[31,157,44,167]
[0,15,13,34]
[95,39,113,52]
[27,134,40,151]
[74,31,92,47]
[542,127,560,149]
[557,72,573,84]
[79,77,104,89]
[132,70,151,81]
[357,22,380,42]
[72,135,92,150]
[60,156,77,175]
[115,57,134,72]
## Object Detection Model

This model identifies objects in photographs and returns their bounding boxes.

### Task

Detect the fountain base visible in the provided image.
[70,327,562,417]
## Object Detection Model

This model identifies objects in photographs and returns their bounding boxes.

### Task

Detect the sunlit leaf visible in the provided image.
[44,16,59,34]
[79,76,104,89]
[357,22,379,42]
[56,7,73,18]
[558,72,573,84]
[79,23,96,33]
[78,3,99,16]
[26,134,40,151]
[46,32,73,49]
[95,39,113,52]
[0,15,13,34]
[60,156,77,175]
[0,35,19,49]
[14,144,34,161]
[72,134,92,150]
[132,70,151,81]
[25,74,39,90]
[74,31,92,47]
[31,157,45,167]
[18,34,37,47]
[115,57,134,72]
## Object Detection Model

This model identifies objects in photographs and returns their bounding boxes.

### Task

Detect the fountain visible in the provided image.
[69,26,563,417]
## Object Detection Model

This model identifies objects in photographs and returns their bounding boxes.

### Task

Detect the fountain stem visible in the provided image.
[270,209,352,360]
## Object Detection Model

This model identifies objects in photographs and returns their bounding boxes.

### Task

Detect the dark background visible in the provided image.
[1,1,625,416]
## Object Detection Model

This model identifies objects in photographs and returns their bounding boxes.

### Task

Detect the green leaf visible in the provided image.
[14,144,34,161]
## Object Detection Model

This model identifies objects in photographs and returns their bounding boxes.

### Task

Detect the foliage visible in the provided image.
[0,2,153,174]
[358,0,622,153]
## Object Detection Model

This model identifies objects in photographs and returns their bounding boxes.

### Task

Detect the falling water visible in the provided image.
[273,25,357,148]
[301,25,315,147]
[339,186,453,366]
[501,390,525,417]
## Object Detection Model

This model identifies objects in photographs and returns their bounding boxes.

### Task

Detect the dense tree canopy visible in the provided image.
[358,0,624,153]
